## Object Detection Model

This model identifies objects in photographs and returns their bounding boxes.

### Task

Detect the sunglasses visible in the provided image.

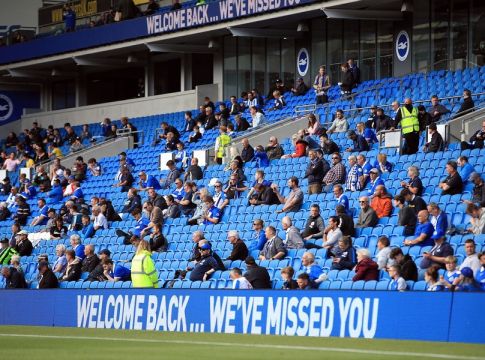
[215,185,221,188]
[332,157,339,160]
[359,201,367,203]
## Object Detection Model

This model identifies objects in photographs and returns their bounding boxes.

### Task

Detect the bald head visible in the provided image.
[404,98,412,105]
[417,210,429,223]
[375,185,386,196]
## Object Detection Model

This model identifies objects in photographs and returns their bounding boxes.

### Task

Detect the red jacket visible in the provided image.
[290,140,308,158]
[371,195,392,218]
[352,258,379,281]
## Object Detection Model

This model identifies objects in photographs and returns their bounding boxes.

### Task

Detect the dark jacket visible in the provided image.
[399,254,418,281]
[398,206,417,236]
[472,182,485,207]
[454,97,475,119]
[121,194,141,214]
[185,165,203,181]
[39,268,59,289]
[340,70,353,93]
[150,233,168,252]
[150,194,167,211]
[426,131,444,152]
[330,246,356,270]
[205,115,218,130]
[305,158,325,184]
[62,259,82,282]
[265,145,284,160]
[352,258,379,281]
[236,118,250,132]
[5,268,27,288]
[241,146,254,163]
[321,140,340,155]
[81,255,100,273]
[254,187,279,206]
[374,115,393,132]
[15,239,33,257]
[350,135,370,152]
[244,265,272,289]
[338,212,355,237]
[227,239,248,261]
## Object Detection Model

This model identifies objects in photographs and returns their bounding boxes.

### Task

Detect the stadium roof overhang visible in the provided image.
[0,0,403,80]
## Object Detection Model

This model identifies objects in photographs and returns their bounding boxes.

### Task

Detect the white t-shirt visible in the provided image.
[232,277,253,290]
[93,213,108,229]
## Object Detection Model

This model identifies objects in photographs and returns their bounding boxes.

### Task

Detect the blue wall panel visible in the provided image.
[1,289,480,343]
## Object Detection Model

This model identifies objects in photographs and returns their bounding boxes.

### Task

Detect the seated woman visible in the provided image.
[306,114,325,137]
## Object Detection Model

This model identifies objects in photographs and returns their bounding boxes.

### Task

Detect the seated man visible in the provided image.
[345,130,369,153]
[457,156,475,183]
[281,216,304,250]
[301,252,325,287]
[189,242,218,281]
[366,168,385,197]
[301,204,325,241]
[461,120,484,150]
[423,123,444,153]
[427,203,448,240]
[30,198,49,226]
[116,209,149,245]
[403,210,435,247]
[296,273,312,290]
[466,204,485,236]
[370,185,393,218]
[248,183,279,206]
[438,161,463,195]
[138,171,161,191]
[420,235,454,269]
[356,197,378,228]
[330,236,356,271]
[273,177,304,213]
[163,195,181,220]
[259,226,286,260]
[102,259,131,282]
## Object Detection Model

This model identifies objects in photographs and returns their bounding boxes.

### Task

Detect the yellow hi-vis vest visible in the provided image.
[216,134,231,158]
[400,106,420,134]
[131,250,158,288]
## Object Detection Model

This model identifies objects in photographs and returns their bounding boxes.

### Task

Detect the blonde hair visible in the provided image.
[136,239,151,254]
[377,153,387,163]
[445,255,457,264]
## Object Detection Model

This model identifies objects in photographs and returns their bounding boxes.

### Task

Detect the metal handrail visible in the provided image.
[116,128,144,147]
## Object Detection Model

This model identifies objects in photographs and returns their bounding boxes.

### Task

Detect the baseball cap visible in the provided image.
[346,130,356,137]
[199,243,211,251]
[460,267,473,278]
[98,249,111,256]
[369,168,379,174]
[0,238,9,244]
[17,230,28,235]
